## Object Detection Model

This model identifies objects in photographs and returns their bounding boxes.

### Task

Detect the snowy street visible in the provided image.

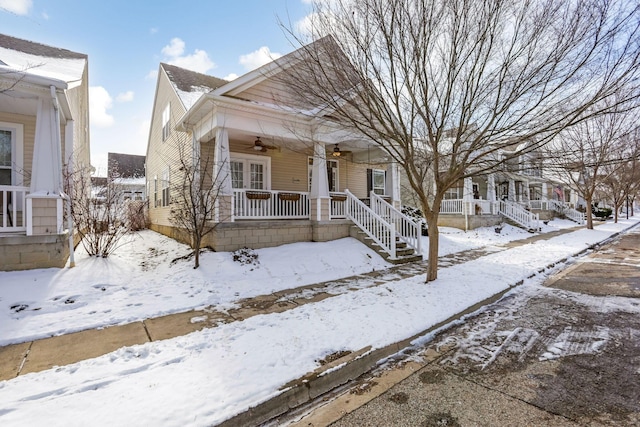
[0,218,638,426]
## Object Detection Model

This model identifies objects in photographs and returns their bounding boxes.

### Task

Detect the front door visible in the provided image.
[230,154,270,190]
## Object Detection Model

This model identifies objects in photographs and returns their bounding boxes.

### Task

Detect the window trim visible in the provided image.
[308,157,339,192]
[0,122,24,186]
[161,103,171,141]
[229,152,271,190]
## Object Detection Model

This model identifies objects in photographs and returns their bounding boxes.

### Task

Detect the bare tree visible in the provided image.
[600,132,640,222]
[281,0,640,281]
[545,99,639,229]
[168,139,229,269]
[65,162,145,257]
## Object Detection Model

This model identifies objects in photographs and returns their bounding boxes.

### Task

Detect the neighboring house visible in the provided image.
[108,152,146,201]
[146,37,421,262]
[0,34,90,271]
[437,141,585,231]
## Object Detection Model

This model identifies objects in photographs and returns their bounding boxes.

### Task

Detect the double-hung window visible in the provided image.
[161,169,170,207]
[162,104,171,141]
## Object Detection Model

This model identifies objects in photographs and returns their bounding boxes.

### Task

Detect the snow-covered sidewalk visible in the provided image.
[0,218,636,426]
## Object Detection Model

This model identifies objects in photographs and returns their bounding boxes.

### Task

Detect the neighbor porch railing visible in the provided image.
[548,200,585,224]
[369,191,422,255]
[233,189,310,220]
[0,185,29,232]
[499,200,540,230]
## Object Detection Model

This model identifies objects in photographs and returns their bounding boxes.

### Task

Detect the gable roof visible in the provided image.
[161,63,228,110]
[211,36,336,99]
[0,33,87,84]
[108,153,145,179]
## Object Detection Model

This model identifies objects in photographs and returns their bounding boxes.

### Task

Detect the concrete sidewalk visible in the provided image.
[0,226,585,384]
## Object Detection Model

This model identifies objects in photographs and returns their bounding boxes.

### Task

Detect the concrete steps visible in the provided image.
[349,227,423,265]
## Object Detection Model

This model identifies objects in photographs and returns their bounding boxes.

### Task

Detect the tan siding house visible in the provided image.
[0,34,90,271]
[145,38,416,259]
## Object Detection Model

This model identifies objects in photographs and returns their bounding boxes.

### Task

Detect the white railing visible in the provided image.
[529,200,549,210]
[440,199,463,214]
[233,189,309,220]
[0,185,29,232]
[369,191,422,255]
[548,199,585,224]
[330,192,347,218]
[499,200,539,230]
[473,200,498,215]
[345,190,396,258]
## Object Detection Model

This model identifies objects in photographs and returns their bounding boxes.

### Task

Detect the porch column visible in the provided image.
[523,180,530,203]
[27,92,64,236]
[487,174,496,201]
[310,140,330,221]
[541,182,548,201]
[385,162,401,209]
[508,179,516,202]
[213,128,233,222]
[463,177,474,213]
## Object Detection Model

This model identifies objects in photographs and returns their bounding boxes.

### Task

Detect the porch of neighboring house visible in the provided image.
[0,87,72,271]
[438,173,586,231]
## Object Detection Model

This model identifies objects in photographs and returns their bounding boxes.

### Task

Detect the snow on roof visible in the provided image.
[0,34,86,85]
[161,63,227,109]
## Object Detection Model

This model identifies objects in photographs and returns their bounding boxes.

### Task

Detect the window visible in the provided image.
[0,129,11,185]
[372,169,385,195]
[230,161,244,189]
[162,104,171,141]
[308,157,339,192]
[444,186,460,200]
[161,169,170,207]
[229,153,270,190]
[153,176,158,208]
[0,124,23,186]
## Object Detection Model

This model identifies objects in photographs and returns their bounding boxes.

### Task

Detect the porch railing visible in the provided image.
[369,191,422,255]
[499,200,540,230]
[440,199,464,214]
[548,200,585,224]
[0,185,29,232]
[233,189,310,220]
[330,192,347,218]
[345,189,396,258]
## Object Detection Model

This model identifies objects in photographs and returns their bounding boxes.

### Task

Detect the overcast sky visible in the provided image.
[0,0,313,175]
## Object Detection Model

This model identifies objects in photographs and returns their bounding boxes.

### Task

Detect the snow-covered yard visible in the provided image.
[0,220,574,346]
[0,217,624,427]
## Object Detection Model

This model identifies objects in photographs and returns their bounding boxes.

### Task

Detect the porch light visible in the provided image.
[333,144,341,156]
[254,137,264,151]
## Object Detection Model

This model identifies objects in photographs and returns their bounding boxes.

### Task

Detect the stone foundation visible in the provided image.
[150,219,353,252]
[0,233,70,271]
[437,214,503,230]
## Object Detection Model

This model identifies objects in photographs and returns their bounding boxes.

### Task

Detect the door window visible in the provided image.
[0,130,11,185]
[229,154,270,190]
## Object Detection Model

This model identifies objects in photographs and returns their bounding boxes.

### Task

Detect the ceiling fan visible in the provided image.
[249,137,279,153]
[330,143,351,157]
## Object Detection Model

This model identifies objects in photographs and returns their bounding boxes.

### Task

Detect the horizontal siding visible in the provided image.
[146,69,190,227]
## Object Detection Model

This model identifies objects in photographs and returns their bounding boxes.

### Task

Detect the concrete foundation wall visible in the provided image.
[150,219,353,252]
[0,233,70,271]
[437,214,503,230]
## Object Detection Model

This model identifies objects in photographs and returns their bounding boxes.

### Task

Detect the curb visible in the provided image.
[216,220,640,427]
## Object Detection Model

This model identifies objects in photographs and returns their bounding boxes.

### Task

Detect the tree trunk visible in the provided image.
[585,199,594,229]
[424,211,440,282]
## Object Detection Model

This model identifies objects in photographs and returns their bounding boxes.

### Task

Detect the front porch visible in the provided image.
[1,186,70,271]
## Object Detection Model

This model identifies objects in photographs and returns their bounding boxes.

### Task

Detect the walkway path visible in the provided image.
[0,226,583,382]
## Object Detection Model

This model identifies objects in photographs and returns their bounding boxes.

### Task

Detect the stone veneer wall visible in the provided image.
[0,233,70,271]
[149,219,353,252]
[437,214,503,230]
